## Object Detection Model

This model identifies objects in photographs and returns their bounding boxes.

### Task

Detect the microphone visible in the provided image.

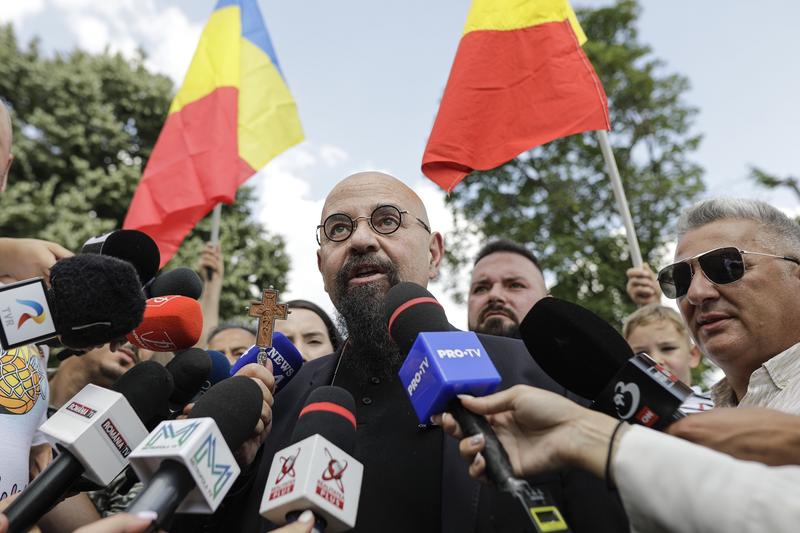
[4,361,174,532]
[126,376,263,527]
[520,297,693,430]
[260,386,363,532]
[385,282,570,533]
[229,332,303,394]
[144,267,203,300]
[206,350,232,386]
[81,229,161,286]
[0,254,146,350]
[165,348,212,413]
[126,295,203,352]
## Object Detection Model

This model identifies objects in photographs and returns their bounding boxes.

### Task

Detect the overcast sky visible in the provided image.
[3,0,799,328]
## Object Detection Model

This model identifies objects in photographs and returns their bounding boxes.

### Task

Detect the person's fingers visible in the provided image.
[456,386,520,416]
[274,510,316,532]
[0,512,7,533]
[435,411,464,439]
[72,512,157,533]
[468,451,487,480]
[235,362,276,400]
[458,432,486,463]
[45,241,74,259]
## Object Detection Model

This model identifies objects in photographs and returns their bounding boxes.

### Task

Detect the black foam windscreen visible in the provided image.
[189,376,263,451]
[166,348,212,404]
[291,386,357,454]
[383,282,451,354]
[112,361,174,424]
[145,267,203,300]
[519,297,634,399]
[48,254,146,349]
[81,229,160,286]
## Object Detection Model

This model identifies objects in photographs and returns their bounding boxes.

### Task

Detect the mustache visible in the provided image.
[334,254,400,294]
[479,302,518,324]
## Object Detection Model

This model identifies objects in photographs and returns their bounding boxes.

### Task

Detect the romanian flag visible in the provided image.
[124,0,303,266]
[421,0,609,192]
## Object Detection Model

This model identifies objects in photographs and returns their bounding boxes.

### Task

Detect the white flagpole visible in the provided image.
[595,129,643,268]
[209,204,222,245]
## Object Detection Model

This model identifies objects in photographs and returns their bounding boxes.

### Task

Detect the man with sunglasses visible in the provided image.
[189,171,628,533]
[657,198,800,413]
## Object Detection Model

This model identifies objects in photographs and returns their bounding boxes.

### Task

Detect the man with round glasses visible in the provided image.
[197,171,628,533]
[657,198,800,413]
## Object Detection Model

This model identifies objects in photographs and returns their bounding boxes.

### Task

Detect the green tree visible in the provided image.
[0,24,288,320]
[443,0,705,326]
[749,167,800,207]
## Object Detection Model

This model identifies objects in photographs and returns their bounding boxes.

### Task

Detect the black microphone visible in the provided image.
[261,386,363,531]
[125,376,263,529]
[520,297,692,430]
[81,229,161,286]
[144,267,203,300]
[4,361,174,532]
[165,348,212,413]
[384,282,570,533]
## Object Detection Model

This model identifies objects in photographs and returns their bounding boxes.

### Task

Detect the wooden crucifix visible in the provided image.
[248,288,289,365]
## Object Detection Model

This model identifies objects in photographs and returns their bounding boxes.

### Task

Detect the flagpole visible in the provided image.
[595,130,643,268]
[207,203,222,280]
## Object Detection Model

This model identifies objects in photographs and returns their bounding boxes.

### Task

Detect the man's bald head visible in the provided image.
[0,97,13,193]
[321,171,431,226]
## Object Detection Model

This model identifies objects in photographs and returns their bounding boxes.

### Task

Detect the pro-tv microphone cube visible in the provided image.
[39,384,149,486]
[398,331,501,424]
[128,418,240,513]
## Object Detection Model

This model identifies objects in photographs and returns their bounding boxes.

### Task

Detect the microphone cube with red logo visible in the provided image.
[398,331,501,424]
[39,384,149,486]
[128,418,240,513]
[260,434,363,532]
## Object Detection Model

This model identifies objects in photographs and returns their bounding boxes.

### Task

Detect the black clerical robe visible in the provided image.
[181,333,629,533]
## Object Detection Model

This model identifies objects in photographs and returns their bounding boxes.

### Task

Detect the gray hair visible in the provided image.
[678,198,800,254]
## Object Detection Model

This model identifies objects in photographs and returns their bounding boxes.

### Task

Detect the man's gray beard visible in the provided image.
[475,317,521,339]
[334,258,403,382]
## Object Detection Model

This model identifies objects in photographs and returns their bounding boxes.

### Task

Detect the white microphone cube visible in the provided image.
[261,435,363,532]
[128,418,240,513]
[39,384,148,486]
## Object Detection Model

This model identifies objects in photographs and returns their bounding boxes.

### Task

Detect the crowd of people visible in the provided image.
[1,88,800,533]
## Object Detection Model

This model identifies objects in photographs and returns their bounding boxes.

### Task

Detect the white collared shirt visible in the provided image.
[711,341,800,413]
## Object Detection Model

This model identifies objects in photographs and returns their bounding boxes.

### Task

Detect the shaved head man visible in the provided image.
[198,171,628,533]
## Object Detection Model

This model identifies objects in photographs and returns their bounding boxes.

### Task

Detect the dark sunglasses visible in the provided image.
[657,246,800,299]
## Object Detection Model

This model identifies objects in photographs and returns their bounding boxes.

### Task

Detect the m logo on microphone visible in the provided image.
[144,421,201,449]
[191,434,235,498]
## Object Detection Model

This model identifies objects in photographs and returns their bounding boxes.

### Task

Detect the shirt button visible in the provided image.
[362,397,373,405]
[370,377,381,385]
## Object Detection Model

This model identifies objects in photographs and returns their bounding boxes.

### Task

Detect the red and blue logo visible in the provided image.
[16,299,46,329]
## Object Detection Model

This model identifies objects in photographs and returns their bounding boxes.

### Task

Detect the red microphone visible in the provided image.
[126,296,202,352]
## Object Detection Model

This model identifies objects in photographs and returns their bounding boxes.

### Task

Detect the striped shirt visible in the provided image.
[711,342,800,414]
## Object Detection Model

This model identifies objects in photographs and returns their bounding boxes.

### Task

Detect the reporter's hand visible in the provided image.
[625,264,662,306]
[667,407,800,466]
[0,238,73,285]
[72,512,163,533]
[435,385,619,480]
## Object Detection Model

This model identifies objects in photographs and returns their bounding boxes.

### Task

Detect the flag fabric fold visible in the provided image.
[124,0,303,266]
[421,0,609,192]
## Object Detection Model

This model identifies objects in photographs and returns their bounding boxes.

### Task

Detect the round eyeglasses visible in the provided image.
[316,205,431,245]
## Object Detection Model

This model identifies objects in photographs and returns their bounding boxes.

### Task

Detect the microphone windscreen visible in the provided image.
[81,229,160,286]
[189,376,263,451]
[126,296,202,352]
[49,254,146,349]
[291,386,357,454]
[112,361,174,424]
[144,267,203,300]
[207,350,231,385]
[166,348,212,404]
[519,297,634,399]
[383,282,450,354]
